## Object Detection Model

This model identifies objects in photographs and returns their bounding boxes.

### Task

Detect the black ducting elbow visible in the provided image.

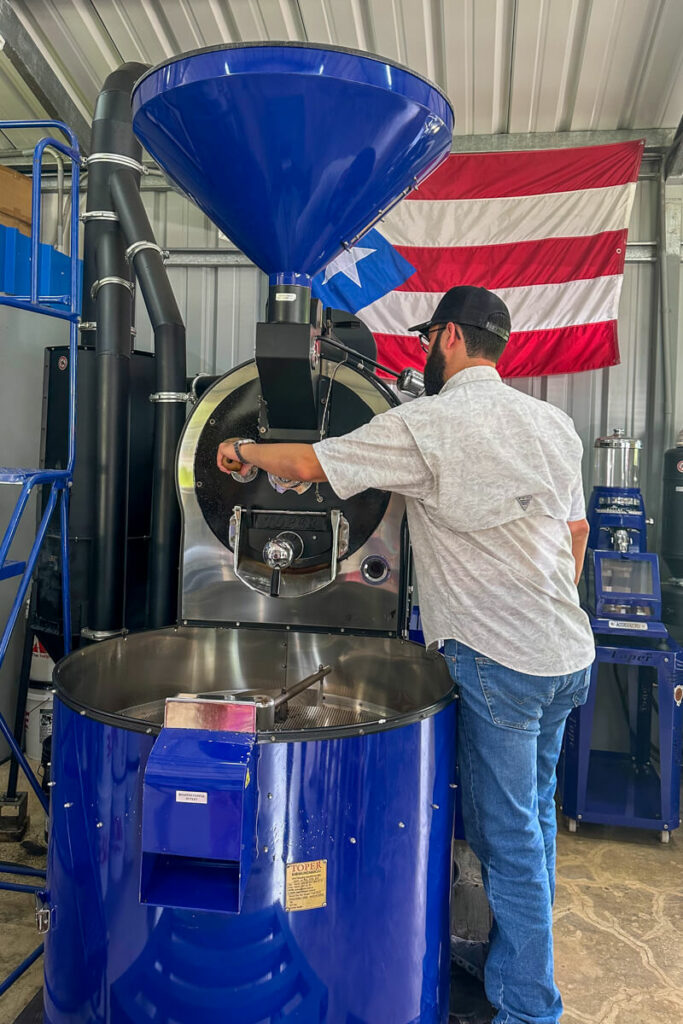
[82,63,149,333]
[110,169,187,629]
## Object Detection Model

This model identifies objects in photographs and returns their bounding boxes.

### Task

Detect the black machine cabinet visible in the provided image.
[34,346,156,657]
[661,440,683,579]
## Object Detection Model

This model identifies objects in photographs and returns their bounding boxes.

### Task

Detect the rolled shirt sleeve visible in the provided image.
[568,470,587,521]
[313,407,435,501]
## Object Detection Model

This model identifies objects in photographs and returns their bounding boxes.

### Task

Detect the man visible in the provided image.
[217,285,595,1024]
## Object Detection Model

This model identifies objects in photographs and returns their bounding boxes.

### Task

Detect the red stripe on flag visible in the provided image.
[394,230,628,291]
[498,321,620,377]
[409,141,644,200]
[372,334,425,376]
[373,321,619,379]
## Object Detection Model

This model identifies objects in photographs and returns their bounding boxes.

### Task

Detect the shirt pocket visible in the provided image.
[474,657,554,732]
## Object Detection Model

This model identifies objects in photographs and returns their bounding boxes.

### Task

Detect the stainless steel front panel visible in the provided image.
[177,361,406,633]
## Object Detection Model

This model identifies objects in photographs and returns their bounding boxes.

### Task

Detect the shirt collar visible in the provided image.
[440,365,502,394]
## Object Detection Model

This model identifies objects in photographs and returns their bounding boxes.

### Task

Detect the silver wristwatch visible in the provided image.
[232,438,255,464]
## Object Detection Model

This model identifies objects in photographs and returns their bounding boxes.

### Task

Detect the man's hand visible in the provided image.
[216,438,328,484]
[217,438,254,477]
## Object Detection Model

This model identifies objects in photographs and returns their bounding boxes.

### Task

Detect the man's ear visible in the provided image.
[444,322,463,350]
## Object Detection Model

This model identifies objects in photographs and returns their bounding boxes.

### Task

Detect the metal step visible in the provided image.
[0,467,69,484]
[0,561,26,582]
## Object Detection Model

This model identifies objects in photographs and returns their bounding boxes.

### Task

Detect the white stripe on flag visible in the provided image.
[382,182,637,248]
[357,275,624,335]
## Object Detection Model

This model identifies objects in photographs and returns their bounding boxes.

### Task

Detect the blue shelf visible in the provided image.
[0,226,82,310]
[0,561,25,582]
[584,750,666,829]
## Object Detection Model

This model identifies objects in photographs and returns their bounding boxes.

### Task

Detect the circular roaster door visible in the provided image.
[177,359,408,634]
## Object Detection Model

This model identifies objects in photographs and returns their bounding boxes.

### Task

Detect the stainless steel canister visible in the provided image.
[593,428,642,489]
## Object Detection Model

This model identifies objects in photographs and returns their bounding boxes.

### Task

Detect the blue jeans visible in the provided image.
[443,640,591,1024]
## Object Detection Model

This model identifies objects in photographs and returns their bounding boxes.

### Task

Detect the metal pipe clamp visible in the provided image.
[90,276,135,300]
[86,152,148,174]
[80,627,127,642]
[81,210,119,223]
[149,392,189,404]
[125,240,169,262]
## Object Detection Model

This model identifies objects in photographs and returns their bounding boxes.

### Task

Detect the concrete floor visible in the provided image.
[553,819,683,1024]
[1,762,682,1024]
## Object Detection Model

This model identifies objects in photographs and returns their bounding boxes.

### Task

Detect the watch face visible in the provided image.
[231,465,258,484]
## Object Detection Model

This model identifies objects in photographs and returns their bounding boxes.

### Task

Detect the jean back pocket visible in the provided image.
[474,657,554,731]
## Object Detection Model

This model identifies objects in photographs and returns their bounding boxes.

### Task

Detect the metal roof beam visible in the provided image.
[664,115,683,179]
[0,0,90,154]
[452,128,675,154]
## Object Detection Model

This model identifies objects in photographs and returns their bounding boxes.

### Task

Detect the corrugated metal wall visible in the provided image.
[130,158,681,535]
[6,0,683,139]
[513,156,668,521]
[37,150,681,531]
[134,189,265,374]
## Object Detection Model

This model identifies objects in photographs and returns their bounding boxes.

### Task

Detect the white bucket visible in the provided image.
[30,635,54,684]
[25,685,53,761]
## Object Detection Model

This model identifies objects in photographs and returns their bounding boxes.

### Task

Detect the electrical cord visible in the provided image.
[320,334,400,378]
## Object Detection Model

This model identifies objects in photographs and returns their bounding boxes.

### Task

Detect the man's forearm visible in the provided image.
[569,520,590,585]
[571,536,587,585]
[236,442,327,482]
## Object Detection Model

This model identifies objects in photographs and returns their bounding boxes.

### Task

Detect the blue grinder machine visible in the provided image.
[562,429,683,841]
[43,44,463,1024]
[584,428,664,633]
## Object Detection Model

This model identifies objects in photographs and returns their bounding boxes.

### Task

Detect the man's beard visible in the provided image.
[423,335,446,395]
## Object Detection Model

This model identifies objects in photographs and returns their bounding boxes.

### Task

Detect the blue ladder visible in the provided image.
[0,120,81,996]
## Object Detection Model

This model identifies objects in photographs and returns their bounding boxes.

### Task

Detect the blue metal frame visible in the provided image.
[561,639,683,834]
[0,943,44,998]
[0,861,46,879]
[0,119,81,994]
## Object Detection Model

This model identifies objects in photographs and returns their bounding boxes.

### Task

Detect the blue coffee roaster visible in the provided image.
[562,429,683,842]
[44,43,459,1024]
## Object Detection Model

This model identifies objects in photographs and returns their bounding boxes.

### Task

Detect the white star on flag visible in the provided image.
[322,245,376,287]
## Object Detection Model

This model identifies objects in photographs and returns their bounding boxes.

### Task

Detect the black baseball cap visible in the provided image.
[409,285,511,342]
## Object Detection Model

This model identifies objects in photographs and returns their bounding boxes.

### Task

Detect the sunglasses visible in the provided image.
[418,323,445,353]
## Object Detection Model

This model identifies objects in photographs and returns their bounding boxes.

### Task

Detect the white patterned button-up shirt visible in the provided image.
[314,366,594,676]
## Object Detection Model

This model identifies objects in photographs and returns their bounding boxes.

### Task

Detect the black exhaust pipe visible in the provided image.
[110,169,187,628]
[83,62,149,636]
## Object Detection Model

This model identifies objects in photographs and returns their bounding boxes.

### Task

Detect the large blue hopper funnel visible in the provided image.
[131,43,453,286]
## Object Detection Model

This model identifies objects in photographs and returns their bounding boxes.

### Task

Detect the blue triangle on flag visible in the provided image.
[311,228,416,314]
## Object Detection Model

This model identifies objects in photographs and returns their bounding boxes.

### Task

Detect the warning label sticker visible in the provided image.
[175,790,208,804]
[285,859,327,912]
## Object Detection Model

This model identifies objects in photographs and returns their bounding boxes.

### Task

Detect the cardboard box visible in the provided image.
[0,164,32,235]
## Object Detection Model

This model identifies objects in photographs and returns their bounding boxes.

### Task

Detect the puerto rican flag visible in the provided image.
[334,140,644,378]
